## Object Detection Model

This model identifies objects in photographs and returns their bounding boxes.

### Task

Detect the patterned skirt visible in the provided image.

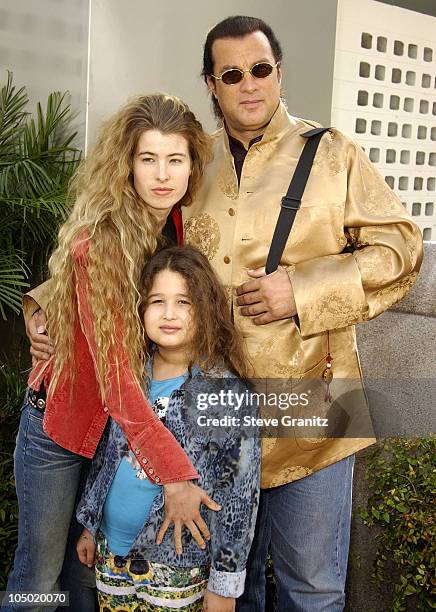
[95,532,209,611]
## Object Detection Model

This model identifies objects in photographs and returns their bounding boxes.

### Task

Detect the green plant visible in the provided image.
[0,359,27,587]
[359,438,436,611]
[0,70,81,319]
[266,551,277,610]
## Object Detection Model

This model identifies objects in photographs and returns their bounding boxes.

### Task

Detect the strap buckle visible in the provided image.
[281,196,300,210]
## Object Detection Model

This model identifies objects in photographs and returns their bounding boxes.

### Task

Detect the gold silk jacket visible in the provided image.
[183,102,423,488]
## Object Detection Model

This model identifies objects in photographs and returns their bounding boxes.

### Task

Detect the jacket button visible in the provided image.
[103,406,108,413]
[224,256,231,264]
[143,457,148,464]
[228,208,235,216]
[134,448,140,455]
[155,476,160,483]
[149,468,154,475]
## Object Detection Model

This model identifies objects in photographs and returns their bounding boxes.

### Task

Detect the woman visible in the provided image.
[4,94,213,611]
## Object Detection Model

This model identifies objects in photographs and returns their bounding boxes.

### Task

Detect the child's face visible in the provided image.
[143,270,194,351]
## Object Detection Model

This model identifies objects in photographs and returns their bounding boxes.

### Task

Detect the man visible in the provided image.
[181,15,422,612]
[23,15,422,612]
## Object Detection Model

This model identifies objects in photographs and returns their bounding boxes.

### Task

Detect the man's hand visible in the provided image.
[26,308,54,364]
[236,266,297,325]
[203,590,235,611]
[76,528,96,568]
[156,481,221,554]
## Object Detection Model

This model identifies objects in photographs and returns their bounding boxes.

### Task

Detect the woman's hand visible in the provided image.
[26,308,54,364]
[76,528,96,568]
[156,481,221,554]
[203,590,235,611]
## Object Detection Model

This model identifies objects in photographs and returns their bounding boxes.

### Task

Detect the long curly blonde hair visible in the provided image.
[45,94,211,399]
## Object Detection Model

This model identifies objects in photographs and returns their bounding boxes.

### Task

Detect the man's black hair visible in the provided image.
[202,16,283,120]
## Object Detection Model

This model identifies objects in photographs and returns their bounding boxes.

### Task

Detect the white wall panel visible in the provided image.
[0,0,89,148]
[332,0,436,240]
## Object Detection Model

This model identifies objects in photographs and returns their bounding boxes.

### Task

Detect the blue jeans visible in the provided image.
[237,455,355,612]
[3,401,96,612]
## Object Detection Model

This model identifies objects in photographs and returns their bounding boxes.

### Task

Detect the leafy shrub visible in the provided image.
[266,551,277,609]
[359,438,435,611]
[0,359,26,587]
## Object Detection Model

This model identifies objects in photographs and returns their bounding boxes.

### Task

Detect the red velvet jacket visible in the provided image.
[29,208,198,485]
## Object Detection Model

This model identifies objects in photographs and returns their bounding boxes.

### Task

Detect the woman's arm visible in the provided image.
[72,237,198,484]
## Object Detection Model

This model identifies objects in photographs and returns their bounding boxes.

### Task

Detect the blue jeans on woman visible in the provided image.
[3,401,97,612]
[237,455,355,612]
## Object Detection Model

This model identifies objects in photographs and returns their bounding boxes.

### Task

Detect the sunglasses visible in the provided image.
[211,62,279,85]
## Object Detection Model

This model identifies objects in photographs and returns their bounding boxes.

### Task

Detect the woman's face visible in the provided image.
[132,130,191,223]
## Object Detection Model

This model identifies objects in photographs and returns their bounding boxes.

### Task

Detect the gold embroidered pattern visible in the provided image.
[270,465,313,486]
[405,234,419,266]
[245,140,277,173]
[355,245,394,285]
[304,294,367,330]
[224,284,233,308]
[252,336,304,378]
[348,227,375,246]
[217,158,238,200]
[311,130,347,176]
[360,157,404,216]
[372,272,418,311]
[325,130,347,176]
[184,213,220,261]
[262,438,278,456]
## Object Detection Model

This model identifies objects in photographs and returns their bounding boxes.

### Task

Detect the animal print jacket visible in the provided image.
[76,362,260,598]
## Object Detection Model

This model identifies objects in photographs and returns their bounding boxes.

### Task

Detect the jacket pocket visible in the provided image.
[290,357,331,451]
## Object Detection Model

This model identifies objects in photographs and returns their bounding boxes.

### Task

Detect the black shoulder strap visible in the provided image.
[265,127,331,274]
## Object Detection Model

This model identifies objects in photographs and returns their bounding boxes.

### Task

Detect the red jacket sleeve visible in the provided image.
[72,236,198,484]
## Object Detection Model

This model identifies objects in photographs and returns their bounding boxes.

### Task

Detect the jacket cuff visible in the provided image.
[291,254,367,336]
[208,568,246,598]
[22,280,52,323]
[285,265,301,333]
[131,421,199,484]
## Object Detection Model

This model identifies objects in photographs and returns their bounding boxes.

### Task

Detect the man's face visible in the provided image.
[207,31,282,139]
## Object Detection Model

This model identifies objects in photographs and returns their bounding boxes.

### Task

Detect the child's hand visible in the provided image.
[202,590,235,611]
[76,528,96,568]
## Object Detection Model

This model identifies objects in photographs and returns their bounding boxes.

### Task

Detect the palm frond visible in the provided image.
[0,71,29,151]
[0,253,29,319]
[0,71,82,320]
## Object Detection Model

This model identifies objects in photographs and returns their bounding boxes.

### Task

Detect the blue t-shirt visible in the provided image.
[100,373,188,556]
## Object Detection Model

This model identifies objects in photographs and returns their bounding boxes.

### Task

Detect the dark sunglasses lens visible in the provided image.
[251,63,274,78]
[221,70,243,85]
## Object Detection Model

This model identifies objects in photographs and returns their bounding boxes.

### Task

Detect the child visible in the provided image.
[76,246,260,612]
